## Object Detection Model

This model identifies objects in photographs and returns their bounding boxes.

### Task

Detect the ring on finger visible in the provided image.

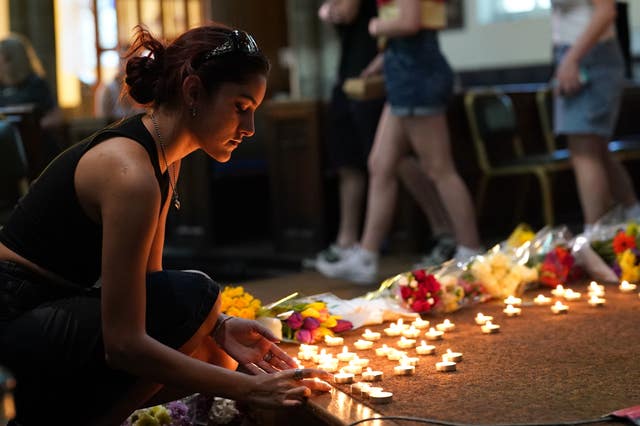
[263,352,274,362]
[293,368,304,381]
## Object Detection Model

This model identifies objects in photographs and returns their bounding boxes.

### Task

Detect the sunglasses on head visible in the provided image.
[197,29,259,66]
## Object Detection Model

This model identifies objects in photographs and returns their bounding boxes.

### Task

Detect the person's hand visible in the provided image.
[360,53,384,78]
[245,367,333,408]
[554,57,582,96]
[215,316,298,374]
[318,2,332,22]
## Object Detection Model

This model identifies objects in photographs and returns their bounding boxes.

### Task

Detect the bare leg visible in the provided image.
[404,113,480,249]
[604,154,638,207]
[397,156,453,237]
[568,134,615,224]
[335,167,367,247]
[360,104,411,252]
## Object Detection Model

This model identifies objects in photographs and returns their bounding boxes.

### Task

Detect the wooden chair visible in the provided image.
[464,89,572,226]
[0,119,29,225]
[536,86,640,163]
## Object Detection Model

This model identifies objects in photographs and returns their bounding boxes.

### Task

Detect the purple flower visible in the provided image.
[331,319,353,333]
[295,328,313,343]
[286,312,304,329]
[302,317,320,330]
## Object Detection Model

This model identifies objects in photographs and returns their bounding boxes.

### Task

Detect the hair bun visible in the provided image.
[125,55,162,104]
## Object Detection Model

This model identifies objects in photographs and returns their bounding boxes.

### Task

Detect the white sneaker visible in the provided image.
[315,246,378,285]
[301,244,351,269]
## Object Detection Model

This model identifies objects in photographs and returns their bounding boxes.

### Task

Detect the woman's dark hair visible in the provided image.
[124,23,270,107]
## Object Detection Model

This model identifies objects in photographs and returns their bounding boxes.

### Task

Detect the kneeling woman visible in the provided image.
[0,23,330,426]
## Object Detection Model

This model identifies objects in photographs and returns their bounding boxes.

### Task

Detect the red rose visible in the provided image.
[412,269,427,281]
[411,299,432,313]
[400,285,413,300]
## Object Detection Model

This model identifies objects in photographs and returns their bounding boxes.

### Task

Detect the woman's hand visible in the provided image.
[555,57,583,96]
[361,53,384,78]
[215,316,298,374]
[246,368,333,408]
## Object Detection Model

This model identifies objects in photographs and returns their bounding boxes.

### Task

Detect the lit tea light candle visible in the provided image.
[443,348,463,362]
[297,350,314,361]
[393,364,415,376]
[342,364,363,375]
[369,390,393,404]
[399,356,420,366]
[387,349,407,361]
[551,285,565,297]
[333,370,355,384]
[416,340,436,355]
[619,280,637,293]
[311,349,329,364]
[411,318,430,329]
[435,354,457,372]
[481,321,500,334]
[395,318,409,330]
[336,346,356,362]
[475,312,494,325]
[397,336,417,349]
[317,362,338,373]
[349,356,370,368]
[533,294,552,305]
[435,319,456,332]
[375,344,391,357]
[361,329,381,341]
[353,339,374,350]
[361,368,383,382]
[300,344,318,353]
[503,304,522,317]
[425,327,444,340]
[362,386,384,398]
[563,289,581,301]
[503,295,522,306]
[588,295,606,307]
[324,335,344,347]
[402,325,421,339]
[350,382,370,396]
[588,281,605,294]
[551,301,569,314]
[383,323,402,337]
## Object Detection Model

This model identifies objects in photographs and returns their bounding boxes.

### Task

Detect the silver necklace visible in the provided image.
[150,113,180,210]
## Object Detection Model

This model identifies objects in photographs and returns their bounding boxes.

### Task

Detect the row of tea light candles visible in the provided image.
[307,280,638,404]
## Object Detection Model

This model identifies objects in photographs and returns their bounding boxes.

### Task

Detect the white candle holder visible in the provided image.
[475,313,494,325]
[443,349,463,362]
[425,327,444,341]
[503,296,522,306]
[353,339,374,350]
[619,280,637,293]
[588,296,606,307]
[361,368,383,382]
[416,341,436,355]
[397,337,417,349]
[369,390,393,404]
[533,294,552,306]
[503,304,522,317]
[324,335,344,347]
[551,301,569,314]
[361,329,381,341]
[334,372,355,384]
[393,365,415,376]
[481,321,500,334]
[411,318,430,329]
[435,319,455,332]
[375,344,391,357]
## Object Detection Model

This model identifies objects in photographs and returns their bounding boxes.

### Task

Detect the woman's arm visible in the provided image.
[555,0,617,94]
[369,0,422,38]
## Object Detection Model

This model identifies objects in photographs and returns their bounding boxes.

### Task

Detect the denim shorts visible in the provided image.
[383,30,454,116]
[0,261,219,425]
[553,39,625,138]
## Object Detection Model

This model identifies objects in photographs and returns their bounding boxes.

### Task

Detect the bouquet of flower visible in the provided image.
[122,400,191,426]
[538,245,582,287]
[591,222,640,282]
[220,285,262,319]
[468,250,539,298]
[263,298,353,344]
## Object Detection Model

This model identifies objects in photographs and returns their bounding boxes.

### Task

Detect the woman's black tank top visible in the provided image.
[0,114,169,286]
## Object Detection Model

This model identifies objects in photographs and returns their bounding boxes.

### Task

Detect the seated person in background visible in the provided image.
[0,23,330,426]
[0,33,65,164]
[94,45,146,122]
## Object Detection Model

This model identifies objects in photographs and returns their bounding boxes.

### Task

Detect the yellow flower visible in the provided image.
[321,315,338,328]
[619,250,640,283]
[300,307,320,318]
[305,302,327,311]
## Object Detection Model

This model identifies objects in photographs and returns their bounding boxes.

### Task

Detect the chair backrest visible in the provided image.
[535,86,561,153]
[464,90,524,172]
[0,119,29,218]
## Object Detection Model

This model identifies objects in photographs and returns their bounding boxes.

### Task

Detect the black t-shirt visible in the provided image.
[336,0,380,80]
[0,114,169,286]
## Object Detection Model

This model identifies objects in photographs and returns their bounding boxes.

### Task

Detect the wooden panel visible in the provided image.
[264,99,325,254]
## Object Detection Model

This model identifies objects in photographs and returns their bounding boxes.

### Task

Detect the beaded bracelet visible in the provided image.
[212,314,234,344]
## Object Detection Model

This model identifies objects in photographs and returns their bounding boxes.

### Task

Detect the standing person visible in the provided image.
[0,34,65,167]
[317,0,481,284]
[94,45,145,122]
[551,0,640,233]
[0,23,330,426]
[312,0,384,265]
